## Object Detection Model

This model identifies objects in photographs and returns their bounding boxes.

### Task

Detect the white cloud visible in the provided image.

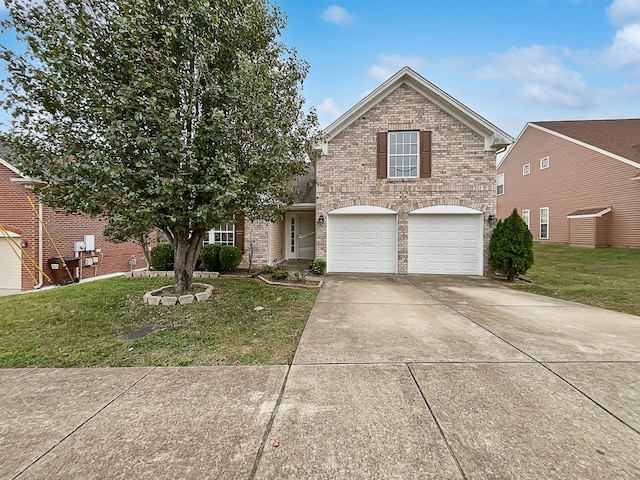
[476,46,594,109]
[367,54,428,82]
[603,23,640,69]
[606,0,640,27]
[316,97,341,127]
[322,5,354,26]
[601,1,640,71]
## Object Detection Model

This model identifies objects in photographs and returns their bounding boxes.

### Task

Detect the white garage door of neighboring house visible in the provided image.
[0,232,22,294]
[328,207,397,273]
[408,206,483,275]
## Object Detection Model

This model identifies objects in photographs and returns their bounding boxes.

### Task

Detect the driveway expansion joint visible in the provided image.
[12,367,158,480]
[406,363,468,480]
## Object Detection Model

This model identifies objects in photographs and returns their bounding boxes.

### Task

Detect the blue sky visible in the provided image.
[276,0,640,137]
[1,0,639,138]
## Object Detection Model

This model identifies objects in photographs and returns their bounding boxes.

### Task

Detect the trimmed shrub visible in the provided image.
[272,269,289,280]
[218,245,243,272]
[200,244,222,272]
[311,259,326,275]
[489,208,534,281]
[150,243,174,271]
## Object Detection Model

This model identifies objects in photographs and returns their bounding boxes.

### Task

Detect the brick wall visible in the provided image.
[316,84,497,274]
[1,162,149,290]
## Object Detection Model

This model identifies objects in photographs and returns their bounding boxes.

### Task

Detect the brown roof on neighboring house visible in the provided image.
[533,119,640,164]
[567,206,611,217]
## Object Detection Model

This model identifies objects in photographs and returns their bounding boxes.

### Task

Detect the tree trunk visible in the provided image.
[139,233,152,269]
[172,228,205,294]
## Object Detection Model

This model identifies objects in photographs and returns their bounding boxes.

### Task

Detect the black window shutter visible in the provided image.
[420,130,432,178]
[377,132,387,179]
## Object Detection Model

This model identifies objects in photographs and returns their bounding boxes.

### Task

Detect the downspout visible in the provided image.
[35,201,44,289]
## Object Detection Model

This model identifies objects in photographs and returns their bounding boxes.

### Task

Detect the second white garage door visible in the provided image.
[0,232,22,295]
[408,207,483,275]
[328,210,397,273]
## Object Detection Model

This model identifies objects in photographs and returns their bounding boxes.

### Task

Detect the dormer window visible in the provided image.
[523,163,530,175]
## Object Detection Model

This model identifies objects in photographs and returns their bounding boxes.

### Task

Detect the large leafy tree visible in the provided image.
[0,0,318,293]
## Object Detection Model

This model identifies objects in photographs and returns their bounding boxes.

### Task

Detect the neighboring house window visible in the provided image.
[540,156,549,169]
[522,209,530,229]
[496,173,504,195]
[205,223,235,245]
[377,130,431,179]
[540,207,549,239]
[523,163,530,175]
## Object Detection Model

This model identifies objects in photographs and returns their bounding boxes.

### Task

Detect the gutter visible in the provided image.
[35,200,44,289]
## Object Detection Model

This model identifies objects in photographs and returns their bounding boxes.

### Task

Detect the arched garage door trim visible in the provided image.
[408,206,483,275]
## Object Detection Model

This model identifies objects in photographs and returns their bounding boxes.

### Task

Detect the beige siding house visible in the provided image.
[496,119,640,248]
[231,67,512,274]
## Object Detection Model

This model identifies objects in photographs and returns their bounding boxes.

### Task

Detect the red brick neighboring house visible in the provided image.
[1,158,148,294]
[496,119,640,247]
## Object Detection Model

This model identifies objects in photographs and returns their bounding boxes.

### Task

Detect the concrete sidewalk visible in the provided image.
[1,274,639,479]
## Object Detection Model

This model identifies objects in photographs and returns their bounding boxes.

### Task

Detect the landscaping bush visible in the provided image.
[150,243,174,271]
[200,244,222,271]
[218,245,243,271]
[311,259,326,275]
[272,269,289,280]
[489,208,534,281]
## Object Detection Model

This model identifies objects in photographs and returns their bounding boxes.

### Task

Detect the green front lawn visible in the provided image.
[0,277,317,368]
[506,243,640,316]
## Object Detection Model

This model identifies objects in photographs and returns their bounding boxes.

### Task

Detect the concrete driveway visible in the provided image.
[1,274,639,479]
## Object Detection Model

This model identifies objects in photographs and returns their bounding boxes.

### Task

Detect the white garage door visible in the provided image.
[328,210,397,273]
[408,208,483,275]
[0,233,22,294]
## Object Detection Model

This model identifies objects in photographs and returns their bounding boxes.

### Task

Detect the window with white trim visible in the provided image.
[540,156,549,169]
[523,163,530,175]
[540,207,549,239]
[496,173,504,195]
[522,209,530,229]
[205,223,235,245]
[388,131,418,178]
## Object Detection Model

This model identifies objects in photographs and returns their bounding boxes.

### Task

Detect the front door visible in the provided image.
[286,213,315,260]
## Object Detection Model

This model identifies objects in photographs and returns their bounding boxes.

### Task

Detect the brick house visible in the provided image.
[230,67,512,274]
[496,119,640,248]
[1,158,149,294]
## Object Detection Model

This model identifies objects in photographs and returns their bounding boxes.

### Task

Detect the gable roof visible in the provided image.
[321,67,513,151]
[527,119,640,169]
[0,157,46,186]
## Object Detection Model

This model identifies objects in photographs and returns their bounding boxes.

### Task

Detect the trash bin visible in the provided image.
[48,257,80,285]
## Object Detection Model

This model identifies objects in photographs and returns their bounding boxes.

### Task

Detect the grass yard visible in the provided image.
[506,243,640,317]
[0,276,317,368]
